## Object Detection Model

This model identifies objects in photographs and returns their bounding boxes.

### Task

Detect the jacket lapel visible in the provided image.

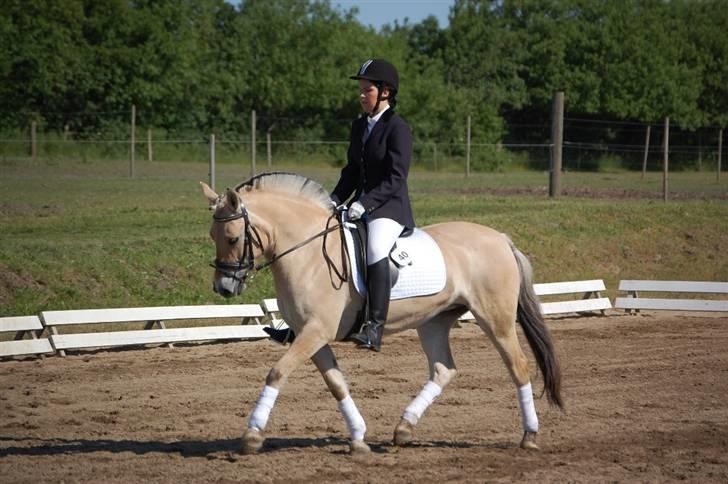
[363,109,394,146]
[359,117,369,146]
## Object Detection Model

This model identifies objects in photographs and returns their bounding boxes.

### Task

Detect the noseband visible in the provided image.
[210,204,263,285]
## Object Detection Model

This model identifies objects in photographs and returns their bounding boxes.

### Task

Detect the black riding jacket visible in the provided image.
[331,109,415,228]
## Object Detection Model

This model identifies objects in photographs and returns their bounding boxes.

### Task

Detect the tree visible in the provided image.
[683,0,728,128]
[446,0,527,112]
[0,0,88,130]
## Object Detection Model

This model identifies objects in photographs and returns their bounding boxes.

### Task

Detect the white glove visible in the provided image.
[347,201,365,221]
[330,200,348,214]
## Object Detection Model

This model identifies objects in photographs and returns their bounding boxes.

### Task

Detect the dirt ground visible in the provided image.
[1,312,727,483]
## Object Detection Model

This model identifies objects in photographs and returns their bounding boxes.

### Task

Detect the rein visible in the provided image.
[255,213,342,272]
[211,204,347,285]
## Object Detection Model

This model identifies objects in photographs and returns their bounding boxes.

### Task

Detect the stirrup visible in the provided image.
[348,322,382,352]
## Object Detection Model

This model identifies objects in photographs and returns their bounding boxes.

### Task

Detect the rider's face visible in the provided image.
[359,80,389,115]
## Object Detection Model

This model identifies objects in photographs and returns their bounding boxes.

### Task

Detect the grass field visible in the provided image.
[1,157,726,317]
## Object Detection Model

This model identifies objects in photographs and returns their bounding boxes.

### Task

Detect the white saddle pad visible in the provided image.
[343,223,447,301]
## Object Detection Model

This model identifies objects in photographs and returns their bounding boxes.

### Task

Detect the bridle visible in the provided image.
[210,201,346,288]
[210,203,263,286]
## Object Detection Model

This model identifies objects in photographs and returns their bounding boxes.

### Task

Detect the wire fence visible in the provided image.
[1,109,725,181]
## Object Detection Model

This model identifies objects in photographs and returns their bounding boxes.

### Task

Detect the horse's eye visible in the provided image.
[229,237,239,245]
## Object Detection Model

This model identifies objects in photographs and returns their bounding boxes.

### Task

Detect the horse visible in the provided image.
[200,172,563,456]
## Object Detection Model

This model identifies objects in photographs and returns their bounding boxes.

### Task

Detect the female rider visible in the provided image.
[331,58,415,352]
[266,59,415,352]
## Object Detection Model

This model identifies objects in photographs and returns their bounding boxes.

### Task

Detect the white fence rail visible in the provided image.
[0,316,54,358]
[615,280,728,313]
[459,279,611,322]
[40,304,266,357]
[4,278,726,360]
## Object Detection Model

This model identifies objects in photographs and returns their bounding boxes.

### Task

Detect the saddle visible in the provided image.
[340,213,447,300]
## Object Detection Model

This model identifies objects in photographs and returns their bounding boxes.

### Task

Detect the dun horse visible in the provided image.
[201,173,562,456]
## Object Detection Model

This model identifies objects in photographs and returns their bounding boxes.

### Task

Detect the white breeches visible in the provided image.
[367,217,404,263]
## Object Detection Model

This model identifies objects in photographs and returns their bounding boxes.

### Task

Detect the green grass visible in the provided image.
[1,157,726,317]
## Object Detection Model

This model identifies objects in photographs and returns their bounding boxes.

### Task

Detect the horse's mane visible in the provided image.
[235,172,333,212]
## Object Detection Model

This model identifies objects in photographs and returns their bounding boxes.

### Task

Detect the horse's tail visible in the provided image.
[506,236,564,409]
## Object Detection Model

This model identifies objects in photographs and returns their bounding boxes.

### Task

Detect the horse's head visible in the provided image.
[201,182,264,298]
[201,173,337,297]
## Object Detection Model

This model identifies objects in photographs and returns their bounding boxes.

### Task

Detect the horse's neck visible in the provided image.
[247,193,344,313]
[247,193,335,262]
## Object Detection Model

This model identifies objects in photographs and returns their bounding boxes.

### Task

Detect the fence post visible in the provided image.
[250,110,256,177]
[465,115,471,177]
[433,143,438,171]
[30,121,37,160]
[130,105,136,178]
[147,129,152,162]
[718,128,723,182]
[641,125,650,179]
[698,132,703,171]
[663,116,669,202]
[209,134,216,191]
[550,91,564,197]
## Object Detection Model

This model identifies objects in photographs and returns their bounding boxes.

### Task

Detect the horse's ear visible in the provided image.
[200,182,219,208]
[226,188,241,212]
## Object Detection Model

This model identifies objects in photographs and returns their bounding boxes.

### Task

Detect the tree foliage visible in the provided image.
[0,0,725,145]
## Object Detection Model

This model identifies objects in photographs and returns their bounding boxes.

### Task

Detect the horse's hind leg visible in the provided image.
[471,304,540,450]
[311,344,370,456]
[394,310,460,446]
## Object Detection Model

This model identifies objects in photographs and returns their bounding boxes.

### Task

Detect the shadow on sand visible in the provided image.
[0,434,515,458]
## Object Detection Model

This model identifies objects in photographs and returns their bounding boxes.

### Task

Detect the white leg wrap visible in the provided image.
[248,385,279,432]
[337,395,367,441]
[517,383,539,433]
[402,381,442,426]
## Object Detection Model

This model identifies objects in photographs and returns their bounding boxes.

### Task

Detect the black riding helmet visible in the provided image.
[350,59,399,115]
[350,59,399,91]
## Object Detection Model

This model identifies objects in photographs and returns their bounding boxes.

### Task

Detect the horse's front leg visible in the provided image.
[311,345,370,456]
[241,323,327,454]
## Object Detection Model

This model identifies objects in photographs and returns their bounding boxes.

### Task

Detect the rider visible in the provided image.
[265,58,415,352]
[331,58,415,352]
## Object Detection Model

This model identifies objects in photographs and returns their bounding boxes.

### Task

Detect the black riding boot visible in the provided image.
[264,326,295,345]
[349,257,391,352]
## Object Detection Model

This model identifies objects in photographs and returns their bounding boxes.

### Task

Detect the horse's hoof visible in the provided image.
[393,419,414,446]
[520,431,539,451]
[350,440,371,457]
[240,428,264,454]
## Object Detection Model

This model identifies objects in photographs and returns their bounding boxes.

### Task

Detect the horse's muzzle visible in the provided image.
[210,259,251,298]
[213,277,244,298]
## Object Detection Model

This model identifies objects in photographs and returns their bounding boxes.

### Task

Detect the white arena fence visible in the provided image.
[1,279,725,360]
[615,280,728,313]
